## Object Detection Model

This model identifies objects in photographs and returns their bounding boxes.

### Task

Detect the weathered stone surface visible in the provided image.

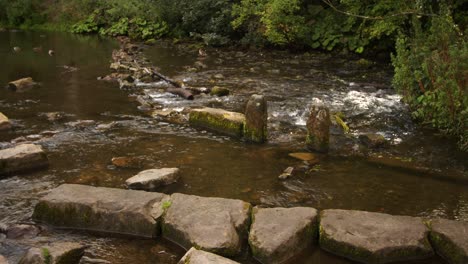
[189,108,245,137]
[178,248,240,264]
[6,224,40,239]
[33,184,168,238]
[162,193,251,257]
[0,255,8,264]
[429,218,468,264]
[359,134,387,148]
[0,144,49,175]
[306,105,331,152]
[0,113,12,130]
[249,207,318,264]
[126,168,180,190]
[244,94,267,143]
[19,242,86,264]
[111,156,143,169]
[319,209,433,264]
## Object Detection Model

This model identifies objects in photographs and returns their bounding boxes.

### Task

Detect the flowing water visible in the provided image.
[1,31,467,263]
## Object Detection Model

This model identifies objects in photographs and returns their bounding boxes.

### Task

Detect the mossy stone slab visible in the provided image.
[189,108,245,137]
[429,218,468,264]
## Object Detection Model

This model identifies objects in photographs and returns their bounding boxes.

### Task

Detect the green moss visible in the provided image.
[306,134,329,152]
[162,200,172,211]
[243,124,267,143]
[210,87,230,96]
[333,114,349,133]
[429,231,466,264]
[42,248,52,264]
[189,111,244,137]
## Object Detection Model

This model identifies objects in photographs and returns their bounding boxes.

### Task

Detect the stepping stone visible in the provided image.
[126,168,180,190]
[33,184,168,238]
[189,108,245,137]
[244,94,267,143]
[249,207,318,264]
[430,218,468,264]
[0,144,49,176]
[0,112,11,130]
[162,193,251,257]
[19,242,86,264]
[178,247,240,264]
[319,209,433,264]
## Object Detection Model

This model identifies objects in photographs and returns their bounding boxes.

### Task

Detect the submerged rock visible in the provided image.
[319,209,433,263]
[178,248,240,264]
[111,156,143,169]
[359,134,388,148]
[6,224,40,239]
[0,144,49,176]
[244,94,267,143]
[429,218,468,264]
[249,207,318,264]
[33,184,168,238]
[306,105,331,153]
[126,168,180,190]
[210,86,230,97]
[189,108,245,137]
[162,193,251,257]
[19,242,86,264]
[7,77,39,92]
[278,167,294,180]
[0,112,12,130]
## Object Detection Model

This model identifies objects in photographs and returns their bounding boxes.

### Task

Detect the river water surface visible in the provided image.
[1,31,466,264]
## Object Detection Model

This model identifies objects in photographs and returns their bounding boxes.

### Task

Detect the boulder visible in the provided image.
[210,86,230,97]
[7,77,39,92]
[6,224,40,239]
[19,242,86,264]
[33,184,168,238]
[319,209,433,264]
[306,105,331,152]
[0,144,49,176]
[244,95,267,143]
[162,193,251,257]
[178,248,240,264]
[429,218,468,264]
[0,112,11,130]
[126,168,180,190]
[249,207,318,264]
[189,108,245,138]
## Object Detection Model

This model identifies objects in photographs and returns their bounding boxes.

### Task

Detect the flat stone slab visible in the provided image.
[162,193,251,257]
[0,112,11,130]
[430,218,468,264]
[0,144,49,175]
[33,184,168,238]
[126,168,180,190]
[178,248,240,264]
[319,209,433,264]
[189,108,245,137]
[249,207,318,264]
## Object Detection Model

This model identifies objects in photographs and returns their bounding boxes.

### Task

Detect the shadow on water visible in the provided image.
[0,31,466,263]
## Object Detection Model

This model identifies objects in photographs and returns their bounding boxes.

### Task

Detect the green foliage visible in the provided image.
[42,248,52,264]
[392,11,468,150]
[0,0,45,27]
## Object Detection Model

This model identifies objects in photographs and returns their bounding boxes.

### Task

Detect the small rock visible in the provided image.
[278,167,294,180]
[213,74,224,79]
[19,242,86,264]
[79,256,111,264]
[0,144,49,175]
[178,247,240,264]
[267,69,280,74]
[96,122,116,131]
[210,86,230,97]
[126,168,180,190]
[194,61,208,69]
[111,157,143,169]
[66,120,95,128]
[0,112,12,130]
[11,137,28,144]
[43,112,65,122]
[0,222,7,233]
[359,134,387,148]
[6,224,40,239]
[429,218,468,264]
[25,135,42,141]
[306,104,331,153]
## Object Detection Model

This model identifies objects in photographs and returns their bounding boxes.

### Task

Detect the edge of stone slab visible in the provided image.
[428,219,468,264]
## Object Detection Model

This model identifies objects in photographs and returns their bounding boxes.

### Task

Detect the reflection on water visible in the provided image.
[0,31,466,263]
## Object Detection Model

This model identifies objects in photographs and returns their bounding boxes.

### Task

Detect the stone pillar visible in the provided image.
[244,94,267,143]
[306,104,330,152]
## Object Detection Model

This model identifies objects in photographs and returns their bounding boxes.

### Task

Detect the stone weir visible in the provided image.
[32,184,468,264]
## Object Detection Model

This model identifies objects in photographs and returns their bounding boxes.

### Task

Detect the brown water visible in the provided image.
[1,31,467,264]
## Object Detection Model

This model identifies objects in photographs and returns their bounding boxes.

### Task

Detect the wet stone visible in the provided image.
[244,94,267,143]
[429,218,468,264]
[306,104,331,153]
[162,193,251,257]
[278,167,294,180]
[126,168,180,190]
[288,152,318,162]
[319,209,433,264]
[7,77,39,92]
[210,86,230,97]
[0,144,49,176]
[6,224,40,239]
[359,134,387,148]
[33,184,168,238]
[249,207,318,264]
[178,248,240,264]
[189,108,245,138]
[19,242,86,264]
[0,112,12,130]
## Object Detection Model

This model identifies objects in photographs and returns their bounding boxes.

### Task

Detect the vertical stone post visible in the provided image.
[244,94,267,143]
[306,104,331,152]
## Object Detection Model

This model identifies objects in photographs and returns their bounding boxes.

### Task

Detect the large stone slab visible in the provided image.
[162,193,251,257]
[189,108,245,137]
[0,144,49,175]
[126,168,180,190]
[249,207,318,264]
[319,209,433,264]
[429,218,468,264]
[178,248,240,264]
[33,184,168,238]
[0,112,11,130]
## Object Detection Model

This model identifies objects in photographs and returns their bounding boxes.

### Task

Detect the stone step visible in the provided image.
[162,193,251,257]
[33,184,168,238]
[429,218,468,264]
[189,108,245,138]
[0,144,49,176]
[125,168,180,191]
[178,248,240,264]
[319,209,433,264]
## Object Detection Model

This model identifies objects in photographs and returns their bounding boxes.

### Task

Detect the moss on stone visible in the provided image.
[189,109,244,137]
[429,231,466,264]
[243,124,267,143]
